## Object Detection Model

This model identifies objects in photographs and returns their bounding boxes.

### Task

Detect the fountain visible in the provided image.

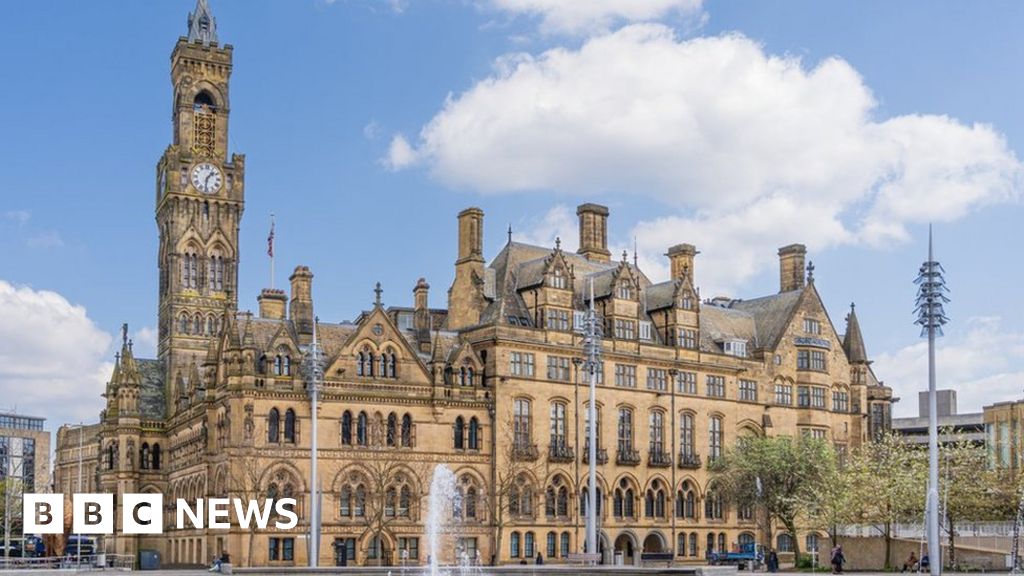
[425,464,463,576]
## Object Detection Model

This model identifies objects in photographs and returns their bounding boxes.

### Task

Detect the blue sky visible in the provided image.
[1,0,1022,430]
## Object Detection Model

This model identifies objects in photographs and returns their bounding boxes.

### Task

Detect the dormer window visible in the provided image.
[680,294,694,310]
[549,268,568,290]
[721,340,747,358]
[639,321,653,341]
[617,282,633,300]
[803,318,821,335]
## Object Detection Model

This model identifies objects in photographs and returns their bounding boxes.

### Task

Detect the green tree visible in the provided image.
[709,435,835,562]
[938,437,1004,568]
[847,432,926,570]
[804,450,856,543]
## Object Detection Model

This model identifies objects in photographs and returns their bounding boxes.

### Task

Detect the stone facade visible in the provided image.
[983,399,1024,470]
[53,1,894,569]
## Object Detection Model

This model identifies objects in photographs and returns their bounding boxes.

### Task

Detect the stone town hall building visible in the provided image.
[54,0,894,568]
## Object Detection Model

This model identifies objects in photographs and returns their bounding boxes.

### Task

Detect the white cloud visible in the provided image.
[515,204,579,250]
[0,280,112,430]
[133,326,158,359]
[874,316,1024,417]
[26,231,64,248]
[4,210,31,226]
[488,0,703,35]
[388,25,1022,292]
[385,134,418,170]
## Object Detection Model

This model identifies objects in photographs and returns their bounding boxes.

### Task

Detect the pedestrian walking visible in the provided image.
[830,545,845,574]
[767,549,779,573]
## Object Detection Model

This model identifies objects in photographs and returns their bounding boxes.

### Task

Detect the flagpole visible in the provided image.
[268,213,276,289]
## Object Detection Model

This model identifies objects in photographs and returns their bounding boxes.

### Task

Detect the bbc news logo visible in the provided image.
[24,494,298,535]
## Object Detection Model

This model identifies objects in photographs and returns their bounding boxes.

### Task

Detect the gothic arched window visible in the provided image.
[268,408,280,443]
[140,443,150,470]
[454,416,465,450]
[151,443,161,470]
[386,413,397,447]
[467,417,480,450]
[284,409,296,443]
[356,412,368,446]
[356,352,365,377]
[386,350,397,378]
[400,414,413,448]
[341,411,352,445]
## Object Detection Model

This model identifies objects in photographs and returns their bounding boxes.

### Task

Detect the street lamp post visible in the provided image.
[575,278,602,562]
[914,226,949,576]
[304,318,324,568]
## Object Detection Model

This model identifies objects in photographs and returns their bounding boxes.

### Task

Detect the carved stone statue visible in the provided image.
[244,405,254,441]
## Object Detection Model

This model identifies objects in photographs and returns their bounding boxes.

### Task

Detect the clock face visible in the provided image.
[190,162,223,194]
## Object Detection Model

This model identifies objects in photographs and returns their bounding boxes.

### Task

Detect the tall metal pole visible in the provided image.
[577,278,602,560]
[77,424,83,567]
[915,225,948,576]
[306,318,323,568]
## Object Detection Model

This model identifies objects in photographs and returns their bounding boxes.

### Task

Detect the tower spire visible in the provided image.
[187,0,218,46]
[843,302,868,364]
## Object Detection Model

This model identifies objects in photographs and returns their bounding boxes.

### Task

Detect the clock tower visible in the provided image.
[155,0,244,413]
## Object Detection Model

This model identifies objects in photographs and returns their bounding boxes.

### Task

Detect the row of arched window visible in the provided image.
[140,442,162,470]
[453,416,481,450]
[356,347,397,379]
[180,250,227,291]
[178,312,221,336]
[258,353,292,376]
[267,408,297,444]
[340,411,413,448]
[452,484,479,520]
[445,365,477,387]
[510,530,571,559]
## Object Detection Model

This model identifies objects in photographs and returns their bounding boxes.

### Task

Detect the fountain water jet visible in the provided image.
[425,464,462,576]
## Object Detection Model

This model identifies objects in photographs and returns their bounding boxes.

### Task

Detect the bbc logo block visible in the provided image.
[24,493,164,535]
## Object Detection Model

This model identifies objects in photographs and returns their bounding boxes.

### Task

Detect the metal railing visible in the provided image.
[548,441,575,463]
[616,447,641,466]
[512,442,539,461]
[648,448,672,467]
[677,451,702,469]
[582,445,608,464]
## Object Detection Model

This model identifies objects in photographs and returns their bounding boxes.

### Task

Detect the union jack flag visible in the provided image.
[267,220,275,258]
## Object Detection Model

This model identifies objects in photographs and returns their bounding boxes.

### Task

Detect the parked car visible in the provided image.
[65,536,95,557]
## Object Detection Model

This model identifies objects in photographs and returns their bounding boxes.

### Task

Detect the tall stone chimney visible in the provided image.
[413,278,431,352]
[667,243,698,280]
[577,203,611,263]
[778,244,806,293]
[447,208,486,330]
[289,265,314,343]
[257,288,287,320]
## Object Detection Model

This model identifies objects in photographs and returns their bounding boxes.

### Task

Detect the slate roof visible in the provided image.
[482,240,807,355]
[729,289,805,351]
[138,359,166,420]
[842,305,868,363]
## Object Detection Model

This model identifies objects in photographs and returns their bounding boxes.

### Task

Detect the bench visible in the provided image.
[642,552,675,566]
[566,552,601,566]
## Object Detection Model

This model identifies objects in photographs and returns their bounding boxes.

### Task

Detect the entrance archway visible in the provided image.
[643,532,666,554]
[614,532,638,566]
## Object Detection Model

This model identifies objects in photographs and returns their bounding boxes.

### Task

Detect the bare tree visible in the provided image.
[340,414,429,566]
[226,448,264,567]
[490,407,548,565]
